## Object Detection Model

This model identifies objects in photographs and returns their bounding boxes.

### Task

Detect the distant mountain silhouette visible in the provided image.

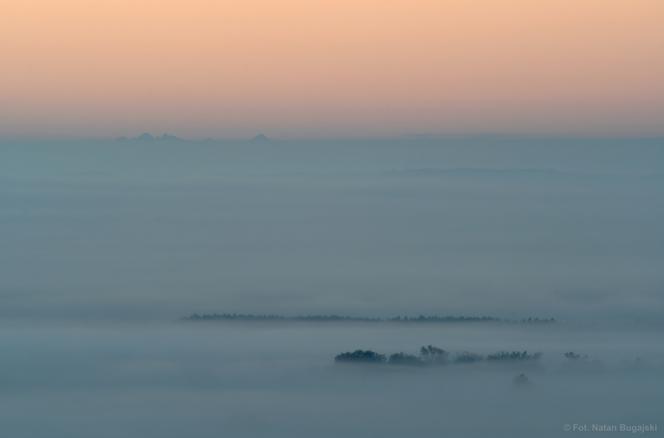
[135,132,155,142]
[157,133,182,142]
[250,133,271,143]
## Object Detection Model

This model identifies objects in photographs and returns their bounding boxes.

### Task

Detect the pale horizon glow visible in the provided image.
[1,0,663,139]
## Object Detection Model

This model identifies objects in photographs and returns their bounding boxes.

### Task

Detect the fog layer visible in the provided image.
[2,137,662,321]
[1,322,662,438]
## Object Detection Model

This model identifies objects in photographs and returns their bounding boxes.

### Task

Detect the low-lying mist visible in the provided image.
[1,137,663,322]
[0,321,661,438]
[1,136,662,436]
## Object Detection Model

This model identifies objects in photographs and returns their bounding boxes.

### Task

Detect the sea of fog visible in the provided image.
[1,137,663,322]
[0,321,662,437]
[1,136,663,436]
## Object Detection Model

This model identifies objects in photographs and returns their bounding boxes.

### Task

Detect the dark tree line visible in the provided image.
[335,350,386,363]
[388,353,424,366]
[335,346,542,366]
[184,313,555,324]
[564,351,590,360]
[487,351,542,361]
[454,352,484,363]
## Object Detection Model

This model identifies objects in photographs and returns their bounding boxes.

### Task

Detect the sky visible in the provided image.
[2,4,664,435]
[1,0,663,139]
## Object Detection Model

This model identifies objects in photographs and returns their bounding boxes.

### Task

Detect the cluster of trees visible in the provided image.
[420,345,449,364]
[487,351,542,361]
[389,316,555,324]
[183,313,555,324]
[387,353,424,366]
[454,352,484,363]
[513,373,530,386]
[334,350,387,363]
[387,315,501,323]
[184,313,379,322]
[335,346,543,366]
[564,351,589,360]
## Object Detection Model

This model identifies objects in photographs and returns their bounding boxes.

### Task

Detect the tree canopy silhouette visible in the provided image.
[388,353,424,366]
[335,350,386,364]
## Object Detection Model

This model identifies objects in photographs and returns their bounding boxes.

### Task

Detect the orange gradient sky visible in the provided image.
[1,0,663,138]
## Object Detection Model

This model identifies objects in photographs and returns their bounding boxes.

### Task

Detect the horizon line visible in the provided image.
[2,132,664,143]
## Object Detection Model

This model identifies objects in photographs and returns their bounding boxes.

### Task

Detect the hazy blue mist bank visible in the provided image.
[1,137,663,436]
[1,137,662,322]
[0,321,662,438]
